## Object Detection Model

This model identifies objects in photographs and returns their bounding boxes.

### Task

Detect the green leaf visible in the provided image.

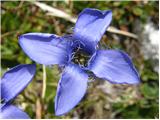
[133,7,143,16]
[140,83,158,99]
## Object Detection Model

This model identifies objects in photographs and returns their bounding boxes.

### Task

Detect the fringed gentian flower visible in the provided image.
[0,64,36,119]
[18,8,140,116]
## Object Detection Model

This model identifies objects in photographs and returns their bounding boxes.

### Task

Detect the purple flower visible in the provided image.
[18,8,140,116]
[0,64,36,119]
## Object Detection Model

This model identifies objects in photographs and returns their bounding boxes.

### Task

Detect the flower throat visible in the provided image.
[72,46,91,67]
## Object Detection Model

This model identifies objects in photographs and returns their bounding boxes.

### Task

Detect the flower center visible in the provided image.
[72,46,91,67]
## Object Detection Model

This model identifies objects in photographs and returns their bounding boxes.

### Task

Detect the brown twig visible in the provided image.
[1,30,18,39]
[1,1,24,11]
[32,1,138,39]
[36,98,43,119]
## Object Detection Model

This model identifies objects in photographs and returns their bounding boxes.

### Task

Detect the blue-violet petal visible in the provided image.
[88,50,140,84]
[1,64,36,103]
[0,105,29,119]
[55,63,88,116]
[74,8,112,54]
[19,33,71,65]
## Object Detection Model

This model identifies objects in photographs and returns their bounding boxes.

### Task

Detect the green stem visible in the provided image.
[42,65,46,99]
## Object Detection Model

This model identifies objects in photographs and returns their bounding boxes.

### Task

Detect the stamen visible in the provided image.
[71,45,91,67]
[71,37,96,68]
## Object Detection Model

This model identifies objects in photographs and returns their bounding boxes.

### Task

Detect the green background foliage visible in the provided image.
[1,1,159,119]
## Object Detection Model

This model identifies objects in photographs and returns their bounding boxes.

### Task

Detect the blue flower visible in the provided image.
[0,64,36,119]
[18,8,140,116]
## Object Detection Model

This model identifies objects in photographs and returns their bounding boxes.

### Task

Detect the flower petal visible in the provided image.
[0,105,29,119]
[19,33,71,65]
[1,64,36,103]
[74,8,112,54]
[88,50,140,84]
[55,63,88,116]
